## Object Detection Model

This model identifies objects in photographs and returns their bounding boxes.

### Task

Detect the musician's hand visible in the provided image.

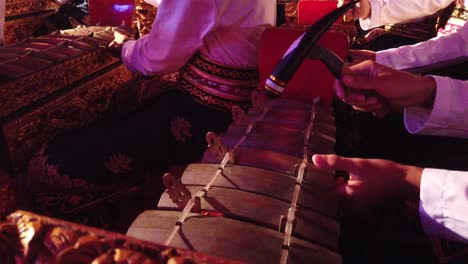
[338,0,371,22]
[312,154,422,207]
[108,31,129,58]
[335,60,437,114]
[347,49,376,65]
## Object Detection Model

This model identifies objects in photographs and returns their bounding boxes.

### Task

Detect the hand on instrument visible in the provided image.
[312,154,423,207]
[338,0,371,22]
[108,30,129,58]
[347,49,376,65]
[334,60,437,116]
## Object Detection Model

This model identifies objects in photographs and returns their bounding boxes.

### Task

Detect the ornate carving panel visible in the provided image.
[2,64,136,171]
[3,11,56,44]
[0,41,118,119]
[5,0,57,18]
[0,210,239,263]
[132,0,158,36]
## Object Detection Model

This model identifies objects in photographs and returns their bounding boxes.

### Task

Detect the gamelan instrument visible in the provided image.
[128,93,341,264]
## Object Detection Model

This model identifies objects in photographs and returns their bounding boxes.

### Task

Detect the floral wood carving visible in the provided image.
[0,210,240,263]
[132,0,158,37]
[0,45,118,119]
[3,12,57,44]
[3,65,135,172]
[5,0,57,18]
[162,173,201,212]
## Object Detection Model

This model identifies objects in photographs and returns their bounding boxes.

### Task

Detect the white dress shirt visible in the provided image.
[121,0,276,76]
[420,168,468,242]
[377,23,468,137]
[375,23,468,241]
[360,0,455,30]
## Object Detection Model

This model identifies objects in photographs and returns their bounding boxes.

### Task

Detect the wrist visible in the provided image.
[357,0,371,19]
[420,76,437,109]
[403,165,423,190]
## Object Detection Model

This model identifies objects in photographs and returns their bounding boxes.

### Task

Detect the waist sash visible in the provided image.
[178,52,258,111]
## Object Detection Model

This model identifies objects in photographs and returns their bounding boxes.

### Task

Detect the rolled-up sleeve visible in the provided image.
[376,23,468,70]
[419,168,468,242]
[121,0,218,76]
[404,76,468,138]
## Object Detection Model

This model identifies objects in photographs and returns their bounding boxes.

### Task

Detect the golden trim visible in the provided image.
[190,53,258,81]
[196,52,258,72]
[187,63,255,88]
[3,12,56,44]
[132,0,158,36]
[264,84,281,96]
[178,77,250,112]
[0,49,118,119]
[1,210,237,263]
[269,74,287,86]
[181,68,252,102]
[5,0,57,18]
[177,52,258,111]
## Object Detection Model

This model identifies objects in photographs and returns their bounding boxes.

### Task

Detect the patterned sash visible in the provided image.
[178,52,258,111]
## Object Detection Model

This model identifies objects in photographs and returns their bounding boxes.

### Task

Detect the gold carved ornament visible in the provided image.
[0,211,235,263]
[132,0,158,37]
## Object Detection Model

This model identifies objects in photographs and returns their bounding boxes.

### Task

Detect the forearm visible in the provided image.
[121,0,216,75]
[376,23,468,70]
[403,165,423,190]
[121,35,190,76]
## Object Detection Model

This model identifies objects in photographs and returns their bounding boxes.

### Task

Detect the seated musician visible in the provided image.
[323,22,468,242]
[341,0,457,31]
[28,0,276,224]
[48,0,90,29]
[335,0,467,167]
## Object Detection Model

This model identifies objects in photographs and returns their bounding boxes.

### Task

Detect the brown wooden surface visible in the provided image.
[202,149,336,186]
[158,185,340,250]
[179,164,338,218]
[127,210,342,264]
[225,119,336,139]
[219,132,335,157]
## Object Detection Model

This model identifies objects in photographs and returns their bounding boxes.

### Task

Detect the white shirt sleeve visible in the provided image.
[144,0,162,7]
[360,0,455,30]
[419,168,468,242]
[121,0,218,76]
[404,76,468,138]
[55,0,71,5]
[376,23,468,70]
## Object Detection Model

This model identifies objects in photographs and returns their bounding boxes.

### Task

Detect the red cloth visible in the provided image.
[297,0,340,26]
[258,27,349,105]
